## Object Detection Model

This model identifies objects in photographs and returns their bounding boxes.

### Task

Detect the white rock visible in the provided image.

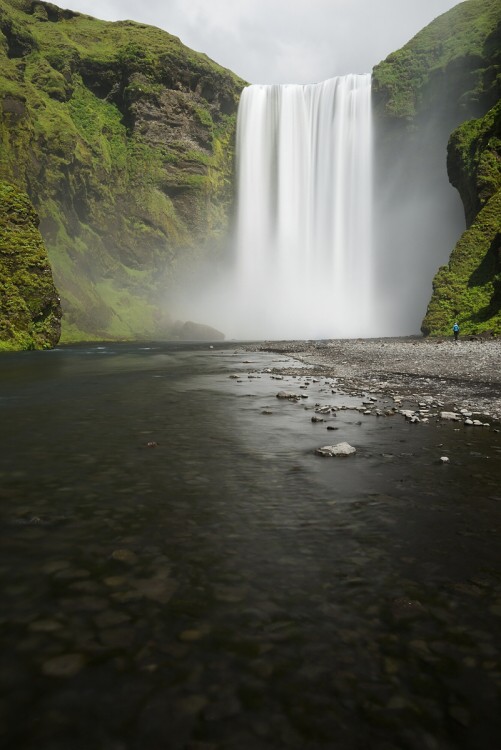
[315,442,357,457]
[440,411,461,421]
[276,391,299,400]
[464,419,473,425]
[440,456,450,463]
[400,410,415,419]
[473,420,483,426]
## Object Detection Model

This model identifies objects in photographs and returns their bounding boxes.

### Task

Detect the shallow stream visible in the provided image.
[0,343,500,749]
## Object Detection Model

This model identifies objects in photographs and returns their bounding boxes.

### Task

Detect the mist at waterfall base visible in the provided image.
[172,75,464,341]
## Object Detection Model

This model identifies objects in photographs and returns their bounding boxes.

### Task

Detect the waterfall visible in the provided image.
[232,74,374,340]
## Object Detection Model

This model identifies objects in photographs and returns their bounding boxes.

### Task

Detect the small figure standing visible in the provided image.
[453,321,460,342]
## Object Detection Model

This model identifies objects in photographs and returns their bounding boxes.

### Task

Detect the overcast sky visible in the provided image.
[60,0,462,84]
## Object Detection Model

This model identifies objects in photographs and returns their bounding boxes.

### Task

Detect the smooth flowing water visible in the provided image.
[232,75,373,340]
[1,344,500,749]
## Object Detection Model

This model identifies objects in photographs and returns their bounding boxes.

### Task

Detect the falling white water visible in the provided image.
[231,74,374,340]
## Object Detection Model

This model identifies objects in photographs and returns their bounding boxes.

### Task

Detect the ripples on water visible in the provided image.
[0,343,500,749]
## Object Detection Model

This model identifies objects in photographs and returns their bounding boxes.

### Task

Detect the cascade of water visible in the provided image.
[232,74,374,340]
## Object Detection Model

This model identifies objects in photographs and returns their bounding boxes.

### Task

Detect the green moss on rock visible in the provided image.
[422,101,501,336]
[0,0,246,342]
[372,0,500,337]
[372,0,501,123]
[0,181,62,350]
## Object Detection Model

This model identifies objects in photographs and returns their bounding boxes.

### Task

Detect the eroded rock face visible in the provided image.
[0,1,246,342]
[0,181,62,350]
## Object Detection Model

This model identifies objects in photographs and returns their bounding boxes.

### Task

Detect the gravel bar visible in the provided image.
[246,337,501,422]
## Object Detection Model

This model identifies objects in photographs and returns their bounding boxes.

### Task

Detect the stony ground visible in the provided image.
[247,337,501,422]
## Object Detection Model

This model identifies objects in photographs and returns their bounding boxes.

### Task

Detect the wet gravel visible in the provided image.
[249,337,501,421]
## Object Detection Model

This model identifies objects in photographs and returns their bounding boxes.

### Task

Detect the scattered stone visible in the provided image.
[276,391,299,400]
[440,411,461,421]
[315,442,356,457]
[178,629,206,642]
[110,549,138,565]
[311,415,324,423]
[42,653,86,678]
[29,619,63,633]
[391,598,427,621]
[440,456,450,464]
[94,610,131,629]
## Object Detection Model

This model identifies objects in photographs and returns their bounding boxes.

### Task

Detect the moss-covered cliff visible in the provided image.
[0,0,245,345]
[422,100,500,335]
[0,180,62,349]
[373,0,500,124]
[372,0,500,336]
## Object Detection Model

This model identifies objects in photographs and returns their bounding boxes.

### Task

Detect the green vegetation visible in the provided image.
[0,181,61,350]
[372,0,500,120]
[373,0,500,336]
[0,0,245,345]
[422,101,501,335]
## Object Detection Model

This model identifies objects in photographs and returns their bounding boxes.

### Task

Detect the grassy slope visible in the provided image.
[0,0,245,343]
[373,0,500,121]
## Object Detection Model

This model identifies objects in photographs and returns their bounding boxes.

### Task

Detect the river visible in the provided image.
[0,342,500,749]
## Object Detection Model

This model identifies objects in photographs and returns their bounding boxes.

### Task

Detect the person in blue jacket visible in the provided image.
[453,322,460,342]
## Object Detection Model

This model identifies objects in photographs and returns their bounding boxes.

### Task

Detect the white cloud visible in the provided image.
[60,0,461,83]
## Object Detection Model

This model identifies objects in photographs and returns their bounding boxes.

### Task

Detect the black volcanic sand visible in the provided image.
[0,341,500,750]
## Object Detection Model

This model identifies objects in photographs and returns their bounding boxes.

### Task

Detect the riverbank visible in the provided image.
[246,337,501,423]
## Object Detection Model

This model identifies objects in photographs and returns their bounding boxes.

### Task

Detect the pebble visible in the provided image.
[42,653,86,678]
[110,549,138,564]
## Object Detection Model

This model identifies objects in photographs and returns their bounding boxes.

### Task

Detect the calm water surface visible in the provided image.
[0,342,500,750]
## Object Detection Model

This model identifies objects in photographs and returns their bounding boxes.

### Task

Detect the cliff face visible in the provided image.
[372,0,501,336]
[0,0,245,345]
[0,180,62,349]
[422,101,501,335]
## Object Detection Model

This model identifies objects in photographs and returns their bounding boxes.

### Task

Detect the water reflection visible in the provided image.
[0,343,500,749]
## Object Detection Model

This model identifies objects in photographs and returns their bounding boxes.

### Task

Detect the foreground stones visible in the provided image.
[315,442,357,457]
[254,338,501,423]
